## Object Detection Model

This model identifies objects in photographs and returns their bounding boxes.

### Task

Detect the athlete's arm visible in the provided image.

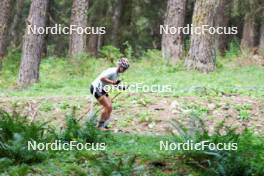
[101,77,119,85]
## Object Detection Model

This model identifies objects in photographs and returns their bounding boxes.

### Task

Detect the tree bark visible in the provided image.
[87,34,98,55]
[9,0,25,48]
[69,0,89,57]
[18,0,49,86]
[97,34,103,52]
[0,0,13,70]
[215,0,231,56]
[185,0,218,73]
[110,0,123,47]
[162,0,187,64]
[241,14,255,49]
[259,21,264,52]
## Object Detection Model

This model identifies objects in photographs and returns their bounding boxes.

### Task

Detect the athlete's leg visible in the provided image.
[98,95,112,124]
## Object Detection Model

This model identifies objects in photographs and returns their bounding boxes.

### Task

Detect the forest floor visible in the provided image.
[1,92,264,135]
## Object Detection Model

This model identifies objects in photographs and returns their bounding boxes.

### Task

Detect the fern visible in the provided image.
[60,107,101,143]
[0,109,53,163]
[171,115,264,176]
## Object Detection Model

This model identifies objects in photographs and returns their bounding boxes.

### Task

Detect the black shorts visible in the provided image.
[90,85,108,99]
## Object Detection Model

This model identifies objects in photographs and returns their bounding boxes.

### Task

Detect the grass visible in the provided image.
[0,49,264,98]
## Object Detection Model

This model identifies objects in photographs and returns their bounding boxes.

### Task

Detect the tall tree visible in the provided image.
[69,0,89,56]
[185,0,218,73]
[9,0,25,48]
[238,0,263,49]
[0,0,13,70]
[87,34,98,55]
[161,0,187,64]
[110,0,124,47]
[215,0,231,56]
[86,0,111,55]
[260,20,264,52]
[18,0,49,86]
[241,13,256,49]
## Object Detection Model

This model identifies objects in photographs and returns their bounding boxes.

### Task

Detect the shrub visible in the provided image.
[226,38,241,58]
[123,41,134,59]
[60,107,101,143]
[0,110,54,163]
[88,152,144,176]
[100,45,123,64]
[171,114,264,176]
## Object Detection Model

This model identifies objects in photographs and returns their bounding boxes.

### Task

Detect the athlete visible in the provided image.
[90,58,129,130]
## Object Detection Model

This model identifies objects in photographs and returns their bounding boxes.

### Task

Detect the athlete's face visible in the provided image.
[118,66,127,73]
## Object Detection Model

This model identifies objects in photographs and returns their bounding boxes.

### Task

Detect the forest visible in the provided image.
[0,0,264,175]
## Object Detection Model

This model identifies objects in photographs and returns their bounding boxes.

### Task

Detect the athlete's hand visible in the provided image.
[114,80,121,85]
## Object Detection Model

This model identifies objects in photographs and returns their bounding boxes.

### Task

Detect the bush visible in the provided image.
[100,45,123,64]
[171,114,264,176]
[60,107,101,143]
[0,110,54,164]
[87,152,144,176]
[123,41,134,59]
[226,38,241,58]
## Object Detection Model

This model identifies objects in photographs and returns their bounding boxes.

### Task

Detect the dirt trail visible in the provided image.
[0,94,263,135]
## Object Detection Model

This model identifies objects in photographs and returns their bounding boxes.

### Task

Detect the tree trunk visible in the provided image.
[18,0,49,86]
[259,21,264,52]
[185,0,218,73]
[97,34,103,52]
[87,34,98,55]
[0,0,13,70]
[162,0,187,64]
[69,0,89,57]
[9,0,25,48]
[241,14,255,49]
[215,0,231,56]
[111,0,123,47]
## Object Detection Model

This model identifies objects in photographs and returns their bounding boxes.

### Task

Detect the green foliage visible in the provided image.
[0,110,53,164]
[40,102,54,112]
[69,54,99,76]
[0,158,13,172]
[123,41,134,59]
[138,111,152,123]
[0,49,21,89]
[4,164,30,176]
[225,38,241,58]
[141,49,163,62]
[100,45,123,64]
[171,116,264,176]
[235,104,252,120]
[61,107,101,143]
[184,104,209,118]
[89,153,143,176]
[216,59,224,69]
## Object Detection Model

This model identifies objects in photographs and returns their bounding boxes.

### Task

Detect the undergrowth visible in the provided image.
[0,109,54,164]
[171,112,264,176]
[60,107,102,143]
